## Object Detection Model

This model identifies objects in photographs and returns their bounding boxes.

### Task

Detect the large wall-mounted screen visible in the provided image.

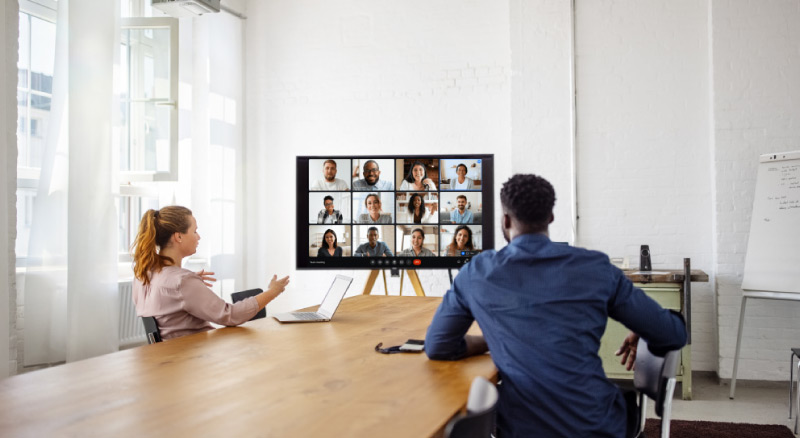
[297,155,494,269]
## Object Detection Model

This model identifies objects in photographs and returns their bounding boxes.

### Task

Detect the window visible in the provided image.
[117,186,159,261]
[117,1,179,266]
[16,1,56,263]
[119,17,179,182]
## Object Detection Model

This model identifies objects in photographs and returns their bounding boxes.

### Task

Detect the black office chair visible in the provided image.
[141,316,162,344]
[444,376,498,438]
[231,288,265,321]
[625,338,681,438]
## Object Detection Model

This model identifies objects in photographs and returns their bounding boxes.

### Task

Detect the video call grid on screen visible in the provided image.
[298,155,494,269]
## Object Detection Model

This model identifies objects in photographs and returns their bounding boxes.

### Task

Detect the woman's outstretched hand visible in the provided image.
[196,269,217,287]
[268,274,290,295]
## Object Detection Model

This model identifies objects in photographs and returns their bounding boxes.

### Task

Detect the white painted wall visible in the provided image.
[574,1,716,372]
[239,0,800,379]
[713,0,800,381]
[509,0,576,244]
[243,0,512,311]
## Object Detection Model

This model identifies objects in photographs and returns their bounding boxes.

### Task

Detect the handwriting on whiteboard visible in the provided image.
[764,164,799,216]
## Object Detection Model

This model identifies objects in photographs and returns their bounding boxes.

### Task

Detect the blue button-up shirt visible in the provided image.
[352,178,394,191]
[354,241,393,257]
[425,233,687,438]
[451,209,473,224]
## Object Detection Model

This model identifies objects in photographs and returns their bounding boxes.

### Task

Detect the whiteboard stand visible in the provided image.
[730,151,800,399]
[729,291,800,399]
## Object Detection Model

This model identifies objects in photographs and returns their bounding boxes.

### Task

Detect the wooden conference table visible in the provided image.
[0,296,496,437]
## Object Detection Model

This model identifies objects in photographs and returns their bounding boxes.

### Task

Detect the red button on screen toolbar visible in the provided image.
[413,259,422,266]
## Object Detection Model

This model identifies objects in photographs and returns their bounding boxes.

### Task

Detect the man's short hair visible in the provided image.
[500,174,556,230]
[367,226,379,235]
[457,195,467,201]
[364,160,379,170]
[323,159,337,168]
[324,195,334,203]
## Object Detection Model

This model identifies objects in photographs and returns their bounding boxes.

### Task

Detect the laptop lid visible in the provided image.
[317,275,353,319]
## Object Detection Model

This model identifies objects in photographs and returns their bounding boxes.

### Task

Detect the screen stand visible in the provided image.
[362,269,389,296]
[362,269,426,296]
[399,270,426,297]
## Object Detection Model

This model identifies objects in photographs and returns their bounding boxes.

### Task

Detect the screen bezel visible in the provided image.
[296,154,494,270]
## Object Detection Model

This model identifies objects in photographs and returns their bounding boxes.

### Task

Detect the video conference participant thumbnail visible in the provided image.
[309,158,351,191]
[352,225,395,257]
[440,192,481,224]
[441,224,482,256]
[308,225,351,257]
[396,192,438,224]
[396,225,438,257]
[396,159,439,191]
[353,192,394,224]
[440,158,482,191]
[308,192,351,224]
[352,158,394,191]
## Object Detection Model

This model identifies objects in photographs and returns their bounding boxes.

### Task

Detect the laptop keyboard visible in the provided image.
[292,312,321,320]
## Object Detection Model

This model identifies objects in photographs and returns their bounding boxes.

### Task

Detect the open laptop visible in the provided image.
[273,274,353,323]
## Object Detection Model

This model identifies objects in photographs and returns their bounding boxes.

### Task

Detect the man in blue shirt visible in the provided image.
[354,226,393,257]
[352,160,394,191]
[425,174,687,438]
[451,194,474,224]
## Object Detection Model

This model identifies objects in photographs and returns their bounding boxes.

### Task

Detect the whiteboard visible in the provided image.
[741,151,800,293]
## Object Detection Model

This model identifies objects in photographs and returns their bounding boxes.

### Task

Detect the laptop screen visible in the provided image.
[318,275,353,318]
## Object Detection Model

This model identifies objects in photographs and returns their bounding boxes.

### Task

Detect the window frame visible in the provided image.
[119,17,179,183]
[16,1,57,267]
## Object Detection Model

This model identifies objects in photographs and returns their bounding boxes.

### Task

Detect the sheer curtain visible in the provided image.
[24,0,119,365]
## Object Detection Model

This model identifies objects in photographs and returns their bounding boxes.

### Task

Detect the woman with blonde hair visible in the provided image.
[131,206,289,340]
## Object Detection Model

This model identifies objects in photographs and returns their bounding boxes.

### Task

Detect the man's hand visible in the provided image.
[615,331,640,371]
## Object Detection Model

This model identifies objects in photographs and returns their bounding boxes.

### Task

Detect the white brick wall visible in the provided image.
[509,0,576,243]
[713,0,800,380]
[573,1,717,371]
[243,0,513,311]
[241,0,800,379]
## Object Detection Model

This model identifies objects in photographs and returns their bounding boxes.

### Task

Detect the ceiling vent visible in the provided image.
[151,0,220,18]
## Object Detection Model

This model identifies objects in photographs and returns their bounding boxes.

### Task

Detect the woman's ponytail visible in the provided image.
[131,206,192,285]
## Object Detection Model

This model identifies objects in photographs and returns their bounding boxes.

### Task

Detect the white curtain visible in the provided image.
[24,0,119,365]
[182,12,245,299]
